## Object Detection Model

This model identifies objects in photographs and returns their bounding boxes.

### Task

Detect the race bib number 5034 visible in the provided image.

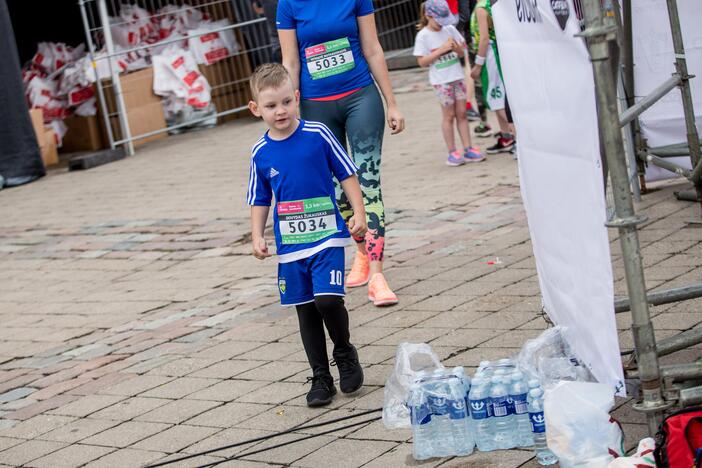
[277,197,338,244]
[305,38,355,80]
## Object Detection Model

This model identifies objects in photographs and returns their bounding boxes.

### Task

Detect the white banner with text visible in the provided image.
[492,0,625,396]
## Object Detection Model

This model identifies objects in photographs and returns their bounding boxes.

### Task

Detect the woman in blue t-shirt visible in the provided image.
[278,0,405,307]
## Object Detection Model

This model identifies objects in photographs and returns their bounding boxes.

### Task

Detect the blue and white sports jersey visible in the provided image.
[247,120,358,263]
[276,0,374,99]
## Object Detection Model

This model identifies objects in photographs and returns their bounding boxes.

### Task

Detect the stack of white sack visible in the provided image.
[152,45,212,120]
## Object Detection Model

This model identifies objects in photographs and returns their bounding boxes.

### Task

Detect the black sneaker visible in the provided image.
[305,374,336,407]
[331,346,364,394]
[486,136,515,154]
[474,122,492,137]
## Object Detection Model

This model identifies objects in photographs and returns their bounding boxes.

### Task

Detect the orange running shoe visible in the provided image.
[346,251,370,288]
[367,273,398,306]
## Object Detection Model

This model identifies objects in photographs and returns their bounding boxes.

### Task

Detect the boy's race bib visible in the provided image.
[305,38,355,80]
[278,197,338,244]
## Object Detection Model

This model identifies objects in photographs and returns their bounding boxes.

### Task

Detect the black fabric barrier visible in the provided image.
[0,0,44,187]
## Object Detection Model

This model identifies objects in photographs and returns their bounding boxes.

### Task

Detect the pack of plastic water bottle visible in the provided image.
[408,359,558,464]
[407,367,474,460]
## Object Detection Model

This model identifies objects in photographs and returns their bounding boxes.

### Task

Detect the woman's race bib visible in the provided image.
[278,197,339,244]
[304,38,355,80]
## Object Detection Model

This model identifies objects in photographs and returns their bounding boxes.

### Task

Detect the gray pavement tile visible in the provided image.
[361,442,443,467]
[46,394,127,418]
[241,433,337,465]
[132,424,221,453]
[294,438,397,468]
[27,443,115,468]
[0,439,66,466]
[374,327,455,346]
[183,427,274,458]
[36,418,121,443]
[82,421,172,448]
[186,379,269,402]
[234,361,310,381]
[436,449,534,467]
[98,374,174,397]
[190,359,263,379]
[234,405,322,432]
[84,448,166,468]
[0,414,75,440]
[135,399,223,424]
[0,436,24,451]
[146,358,222,378]
[141,377,218,399]
[90,396,171,420]
[237,382,308,405]
[186,402,272,428]
[429,328,502,348]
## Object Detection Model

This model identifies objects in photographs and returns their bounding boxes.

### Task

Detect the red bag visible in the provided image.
[654,407,702,468]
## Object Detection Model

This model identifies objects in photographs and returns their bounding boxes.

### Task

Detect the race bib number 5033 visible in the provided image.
[305,38,355,80]
[277,197,338,244]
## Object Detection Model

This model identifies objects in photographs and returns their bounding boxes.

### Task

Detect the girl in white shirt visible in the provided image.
[413,0,485,166]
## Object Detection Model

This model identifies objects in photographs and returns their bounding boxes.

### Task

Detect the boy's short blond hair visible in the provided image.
[249,63,293,100]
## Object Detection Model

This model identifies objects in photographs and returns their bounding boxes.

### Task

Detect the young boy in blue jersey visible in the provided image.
[246,63,367,407]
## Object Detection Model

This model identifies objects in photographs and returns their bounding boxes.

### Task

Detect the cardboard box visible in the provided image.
[99,68,167,147]
[41,128,59,167]
[29,108,46,147]
[101,67,161,113]
[61,115,106,152]
[102,101,167,148]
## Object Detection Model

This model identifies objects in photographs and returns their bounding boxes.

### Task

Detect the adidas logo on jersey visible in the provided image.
[269,168,279,178]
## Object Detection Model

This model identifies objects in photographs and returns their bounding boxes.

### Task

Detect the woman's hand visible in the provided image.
[387,105,405,135]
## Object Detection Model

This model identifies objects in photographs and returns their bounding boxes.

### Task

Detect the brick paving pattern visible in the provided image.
[0,68,701,467]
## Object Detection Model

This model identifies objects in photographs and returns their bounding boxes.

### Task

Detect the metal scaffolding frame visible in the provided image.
[581,0,702,436]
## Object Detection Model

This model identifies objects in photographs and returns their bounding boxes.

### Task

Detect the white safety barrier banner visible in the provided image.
[492,0,625,396]
[632,0,701,181]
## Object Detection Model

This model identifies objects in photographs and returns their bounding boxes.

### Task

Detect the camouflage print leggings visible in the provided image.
[300,84,386,262]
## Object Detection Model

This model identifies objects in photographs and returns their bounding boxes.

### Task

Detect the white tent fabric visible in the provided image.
[492,0,625,396]
[632,0,701,181]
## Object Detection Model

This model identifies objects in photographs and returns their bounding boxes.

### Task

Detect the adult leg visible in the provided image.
[342,85,398,305]
[341,86,386,267]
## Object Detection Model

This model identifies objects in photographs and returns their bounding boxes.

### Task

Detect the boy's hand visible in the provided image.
[348,214,367,238]
[252,237,271,260]
[470,64,482,81]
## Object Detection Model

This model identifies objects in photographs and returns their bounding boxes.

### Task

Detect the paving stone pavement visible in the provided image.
[0,68,701,467]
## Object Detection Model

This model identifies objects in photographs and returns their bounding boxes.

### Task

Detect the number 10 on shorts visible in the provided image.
[329,270,343,286]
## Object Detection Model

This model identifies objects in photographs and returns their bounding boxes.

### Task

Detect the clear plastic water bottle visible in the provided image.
[409,382,433,460]
[448,376,474,455]
[452,367,471,406]
[490,375,516,449]
[428,379,453,457]
[469,377,495,451]
[510,372,534,447]
[528,379,541,391]
[528,388,558,465]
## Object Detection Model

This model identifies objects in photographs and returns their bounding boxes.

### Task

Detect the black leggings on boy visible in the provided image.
[295,296,352,377]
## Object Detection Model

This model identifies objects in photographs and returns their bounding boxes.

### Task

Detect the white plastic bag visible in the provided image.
[188,20,239,65]
[152,45,211,118]
[382,342,444,429]
[545,381,624,467]
[517,326,595,388]
[608,438,656,467]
